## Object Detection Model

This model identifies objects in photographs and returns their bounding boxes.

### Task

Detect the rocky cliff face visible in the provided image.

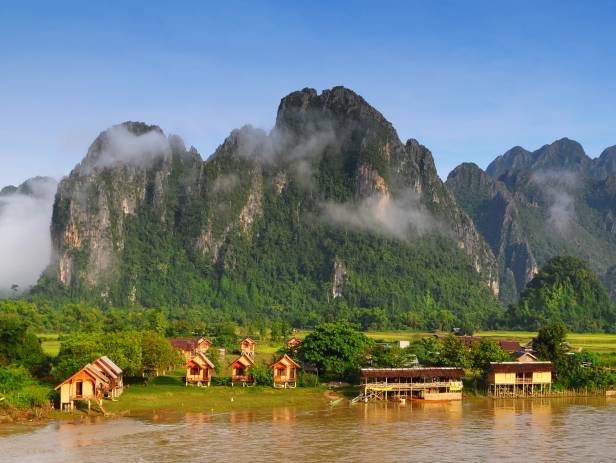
[39,87,502,327]
[450,138,616,303]
[446,163,536,302]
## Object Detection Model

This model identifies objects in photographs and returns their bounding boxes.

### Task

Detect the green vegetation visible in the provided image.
[298,322,373,380]
[105,382,327,415]
[531,323,616,390]
[507,256,616,332]
[53,331,182,381]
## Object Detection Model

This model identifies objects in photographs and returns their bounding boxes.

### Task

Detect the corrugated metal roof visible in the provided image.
[489,361,553,373]
[360,367,464,379]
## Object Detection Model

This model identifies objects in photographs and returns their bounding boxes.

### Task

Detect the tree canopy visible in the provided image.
[507,256,616,332]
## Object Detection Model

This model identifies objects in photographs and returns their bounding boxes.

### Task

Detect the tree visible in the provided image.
[53,334,103,381]
[370,345,415,368]
[436,335,471,369]
[408,337,440,365]
[298,322,374,380]
[0,313,48,376]
[507,256,616,332]
[533,323,567,363]
[141,331,183,375]
[470,339,510,375]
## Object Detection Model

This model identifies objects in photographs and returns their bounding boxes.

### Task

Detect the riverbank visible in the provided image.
[105,383,331,417]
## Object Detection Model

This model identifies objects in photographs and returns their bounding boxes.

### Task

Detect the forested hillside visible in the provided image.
[32,87,503,330]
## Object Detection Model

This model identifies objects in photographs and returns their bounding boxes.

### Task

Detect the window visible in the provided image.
[236,367,244,376]
[277,368,285,377]
[190,367,200,376]
[76,381,83,397]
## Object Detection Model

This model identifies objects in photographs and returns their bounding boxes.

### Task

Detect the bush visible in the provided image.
[298,372,319,387]
[251,363,273,386]
[0,365,30,392]
[211,376,231,386]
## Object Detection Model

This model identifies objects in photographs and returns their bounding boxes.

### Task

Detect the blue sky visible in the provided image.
[1,1,615,186]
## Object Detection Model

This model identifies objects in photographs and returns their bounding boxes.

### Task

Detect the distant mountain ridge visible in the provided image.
[449,138,616,304]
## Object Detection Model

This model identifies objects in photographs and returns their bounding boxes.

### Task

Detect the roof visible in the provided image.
[498,340,523,353]
[93,356,123,379]
[489,362,553,373]
[170,338,200,351]
[514,351,538,360]
[229,353,255,368]
[270,354,301,369]
[189,352,215,369]
[360,367,464,379]
[55,363,111,390]
[240,337,256,345]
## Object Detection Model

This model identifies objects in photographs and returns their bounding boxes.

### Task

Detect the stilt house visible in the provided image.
[271,354,300,388]
[229,353,255,386]
[359,367,464,402]
[240,337,256,357]
[55,364,111,411]
[488,361,552,397]
[185,352,215,386]
[170,337,212,360]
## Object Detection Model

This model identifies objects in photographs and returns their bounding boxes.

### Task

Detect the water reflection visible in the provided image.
[1,398,615,463]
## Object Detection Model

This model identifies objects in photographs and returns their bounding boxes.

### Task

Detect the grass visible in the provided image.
[105,377,328,415]
[36,333,61,357]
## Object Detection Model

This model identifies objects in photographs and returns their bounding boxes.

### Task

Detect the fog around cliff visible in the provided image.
[0,177,57,293]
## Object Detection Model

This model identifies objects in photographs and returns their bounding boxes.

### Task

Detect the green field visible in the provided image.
[37,333,61,356]
[105,379,328,415]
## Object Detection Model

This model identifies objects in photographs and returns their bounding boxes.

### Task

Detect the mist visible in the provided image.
[322,190,436,240]
[0,178,57,293]
[531,170,579,235]
[86,124,172,172]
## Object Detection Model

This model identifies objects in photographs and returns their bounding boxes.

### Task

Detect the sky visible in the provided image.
[1,0,615,187]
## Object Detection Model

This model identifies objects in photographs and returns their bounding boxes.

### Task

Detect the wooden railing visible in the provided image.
[363,381,461,390]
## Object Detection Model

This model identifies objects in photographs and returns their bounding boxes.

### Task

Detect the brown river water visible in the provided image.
[1,397,615,462]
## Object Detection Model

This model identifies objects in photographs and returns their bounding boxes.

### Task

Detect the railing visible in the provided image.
[363,381,460,390]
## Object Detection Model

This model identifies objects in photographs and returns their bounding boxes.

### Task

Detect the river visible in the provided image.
[1,397,615,462]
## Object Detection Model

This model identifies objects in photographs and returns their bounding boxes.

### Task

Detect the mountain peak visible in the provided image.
[276,86,394,138]
[487,138,590,179]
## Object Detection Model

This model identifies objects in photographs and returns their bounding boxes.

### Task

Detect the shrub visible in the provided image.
[298,372,319,387]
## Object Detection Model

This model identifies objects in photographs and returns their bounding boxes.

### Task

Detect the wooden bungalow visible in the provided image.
[229,353,255,386]
[185,352,215,387]
[359,367,464,402]
[286,337,302,351]
[170,337,212,360]
[271,354,300,388]
[92,355,124,399]
[55,364,111,411]
[488,361,552,397]
[240,337,256,357]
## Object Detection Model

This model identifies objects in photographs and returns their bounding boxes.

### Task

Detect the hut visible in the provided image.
[271,354,300,388]
[359,367,464,402]
[185,352,215,387]
[169,337,212,360]
[92,355,124,399]
[229,353,255,386]
[240,337,256,357]
[55,364,111,411]
[488,361,552,397]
